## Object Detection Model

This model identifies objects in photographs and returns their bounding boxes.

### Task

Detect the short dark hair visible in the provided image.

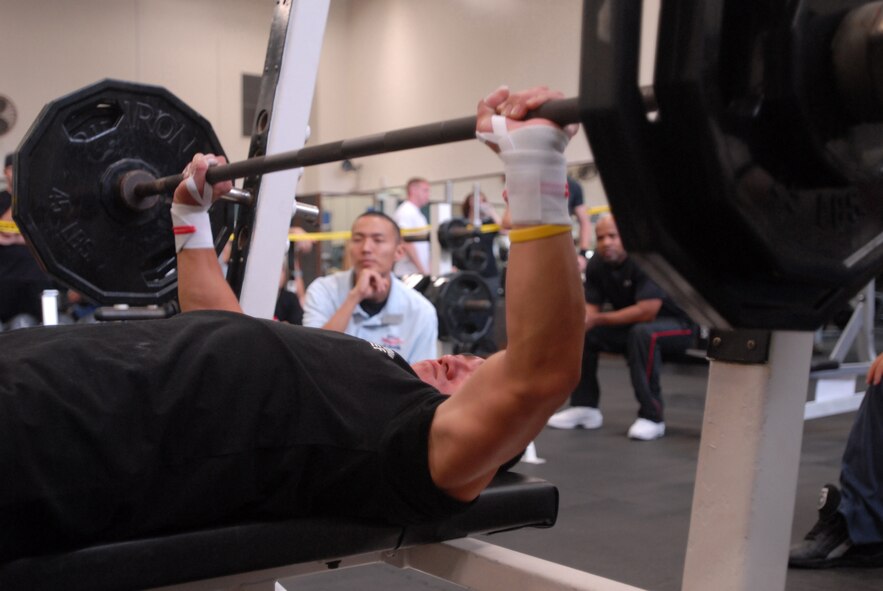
[352,210,402,243]
[4,154,12,168]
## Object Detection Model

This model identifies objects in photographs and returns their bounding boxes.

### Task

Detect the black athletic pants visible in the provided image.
[840,382,883,544]
[569,317,695,422]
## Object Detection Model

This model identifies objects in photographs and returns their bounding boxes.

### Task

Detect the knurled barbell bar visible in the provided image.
[12,79,580,306]
[124,99,580,202]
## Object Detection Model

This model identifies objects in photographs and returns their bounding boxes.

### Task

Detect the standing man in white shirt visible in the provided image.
[303,211,438,363]
[393,177,431,277]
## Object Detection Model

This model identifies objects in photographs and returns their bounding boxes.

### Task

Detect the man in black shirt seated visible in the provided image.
[546,214,695,440]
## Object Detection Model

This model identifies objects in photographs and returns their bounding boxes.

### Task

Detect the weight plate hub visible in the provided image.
[453,240,489,273]
[437,218,470,251]
[14,79,231,305]
[581,0,883,330]
[427,272,494,344]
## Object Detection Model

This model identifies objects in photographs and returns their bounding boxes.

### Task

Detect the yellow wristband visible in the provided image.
[508,224,572,244]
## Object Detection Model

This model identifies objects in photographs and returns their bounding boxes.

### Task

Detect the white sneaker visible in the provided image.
[546,407,603,430]
[627,418,665,440]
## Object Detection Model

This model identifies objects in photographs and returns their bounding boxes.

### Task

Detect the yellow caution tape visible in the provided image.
[289,223,501,243]
[0,220,20,233]
[289,230,353,242]
[399,224,432,237]
[3,218,505,241]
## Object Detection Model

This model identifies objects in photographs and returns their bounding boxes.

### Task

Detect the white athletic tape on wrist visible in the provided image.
[184,175,214,208]
[171,203,214,252]
[478,116,570,225]
[182,156,218,208]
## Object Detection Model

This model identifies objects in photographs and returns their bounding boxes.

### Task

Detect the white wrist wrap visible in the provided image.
[183,158,217,207]
[478,116,570,226]
[170,203,214,253]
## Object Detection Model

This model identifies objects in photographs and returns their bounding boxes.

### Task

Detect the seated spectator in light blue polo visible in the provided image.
[303,211,438,363]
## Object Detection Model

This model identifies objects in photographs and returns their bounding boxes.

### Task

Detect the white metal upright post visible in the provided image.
[682,330,813,591]
[239,0,330,318]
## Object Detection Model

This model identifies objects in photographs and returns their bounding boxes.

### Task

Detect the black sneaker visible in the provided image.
[789,484,883,569]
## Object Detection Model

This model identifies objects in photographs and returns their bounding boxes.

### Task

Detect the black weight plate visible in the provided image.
[452,240,489,272]
[580,0,883,330]
[435,272,494,344]
[14,79,232,305]
[437,218,470,251]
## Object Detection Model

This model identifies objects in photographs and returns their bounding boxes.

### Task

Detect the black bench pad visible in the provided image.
[0,471,557,591]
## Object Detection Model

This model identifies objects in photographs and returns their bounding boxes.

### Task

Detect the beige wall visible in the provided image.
[0,0,615,213]
[0,0,273,168]
[309,0,589,194]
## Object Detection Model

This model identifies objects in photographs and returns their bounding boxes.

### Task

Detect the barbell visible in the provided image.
[12,79,576,306]
[14,0,883,330]
[14,81,231,305]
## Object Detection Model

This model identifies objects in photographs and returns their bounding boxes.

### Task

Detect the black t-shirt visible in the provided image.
[0,190,54,321]
[0,311,469,560]
[0,188,50,281]
[274,289,304,324]
[584,255,686,319]
[360,296,387,317]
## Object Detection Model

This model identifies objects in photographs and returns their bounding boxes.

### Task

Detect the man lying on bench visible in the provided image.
[0,85,584,563]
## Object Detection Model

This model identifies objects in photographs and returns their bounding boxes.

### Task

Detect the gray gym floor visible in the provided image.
[284,336,881,591]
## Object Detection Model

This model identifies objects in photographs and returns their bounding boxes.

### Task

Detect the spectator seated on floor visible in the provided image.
[546,214,696,441]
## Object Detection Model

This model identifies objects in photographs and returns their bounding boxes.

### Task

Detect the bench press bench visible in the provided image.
[0,471,558,591]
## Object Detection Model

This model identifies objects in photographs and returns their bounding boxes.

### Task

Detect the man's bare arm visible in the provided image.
[428,87,584,501]
[320,294,360,331]
[573,203,592,251]
[587,299,661,329]
[177,249,242,313]
[172,154,242,314]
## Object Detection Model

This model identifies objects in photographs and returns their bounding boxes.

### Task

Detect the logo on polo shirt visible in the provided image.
[370,342,396,359]
[382,335,403,350]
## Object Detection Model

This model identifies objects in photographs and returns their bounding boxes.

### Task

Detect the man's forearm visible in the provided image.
[429,229,584,498]
[171,153,237,313]
[579,221,591,250]
[321,293,360,332]
[427,86,585,502]
[177,249,242,313]
[594,300,661,327]
[504,233,584,390]
[574,206,591,251]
